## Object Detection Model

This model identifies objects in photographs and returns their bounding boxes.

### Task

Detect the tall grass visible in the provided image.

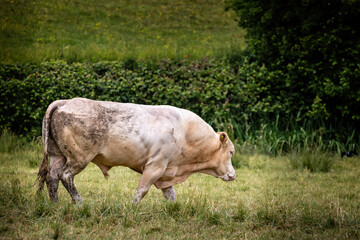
[220,113,359,172]
[0,130,28,153]
[227,113,359,156]
[287,149,335,172]
[0,130,42,168]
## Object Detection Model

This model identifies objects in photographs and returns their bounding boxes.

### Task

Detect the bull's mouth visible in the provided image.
[220,174,236,181]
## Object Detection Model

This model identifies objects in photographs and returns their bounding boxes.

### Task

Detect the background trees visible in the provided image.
[226,0,360,122]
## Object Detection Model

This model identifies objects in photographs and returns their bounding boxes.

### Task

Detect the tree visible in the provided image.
[226,0,360,121]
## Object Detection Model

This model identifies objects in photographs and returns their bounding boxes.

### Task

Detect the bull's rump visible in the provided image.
[48,98,214,172]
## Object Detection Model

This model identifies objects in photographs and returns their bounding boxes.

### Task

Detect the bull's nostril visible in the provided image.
[221,174,236,181]
[228,174,236,180]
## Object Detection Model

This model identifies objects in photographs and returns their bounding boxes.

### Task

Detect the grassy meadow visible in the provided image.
[0,132,359,239]
[1,0,360,239]
[0,0,245,63]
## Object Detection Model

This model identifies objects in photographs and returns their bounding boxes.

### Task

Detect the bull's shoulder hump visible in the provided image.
[139,105,185,123]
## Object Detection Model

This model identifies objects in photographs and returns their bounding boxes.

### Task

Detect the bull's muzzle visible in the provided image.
[221,173,236,181]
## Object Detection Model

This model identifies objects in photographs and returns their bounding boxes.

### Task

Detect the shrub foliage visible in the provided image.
[0,59,249,136]
[0,59,359,154]
[226,0,360,121]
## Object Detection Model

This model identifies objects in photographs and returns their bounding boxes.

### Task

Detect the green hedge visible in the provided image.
[0,59,264,136]
[0,59,358,151]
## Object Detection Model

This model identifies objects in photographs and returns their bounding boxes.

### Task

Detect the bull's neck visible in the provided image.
[180,141,221,174]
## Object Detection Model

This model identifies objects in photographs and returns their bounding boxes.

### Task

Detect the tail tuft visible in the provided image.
[37,151,48,192]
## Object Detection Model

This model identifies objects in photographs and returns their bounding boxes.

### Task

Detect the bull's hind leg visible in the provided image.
[46,155,65,202]
[161,186,176,202]
[59,159,89,203]
[46,138,66,202]
[56,129,99,203]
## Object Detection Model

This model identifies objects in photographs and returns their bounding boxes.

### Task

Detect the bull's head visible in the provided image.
[201,132,236,181]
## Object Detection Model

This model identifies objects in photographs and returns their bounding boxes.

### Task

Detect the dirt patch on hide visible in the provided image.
[50,105,110,153]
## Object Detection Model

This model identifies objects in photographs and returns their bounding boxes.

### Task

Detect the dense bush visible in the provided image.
[0,59,358,154]
[226,0,360,122]
[0,59,253,136]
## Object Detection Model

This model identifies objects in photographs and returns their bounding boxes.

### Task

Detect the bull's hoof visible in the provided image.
[71,195,82,204]
[50,197,59,203]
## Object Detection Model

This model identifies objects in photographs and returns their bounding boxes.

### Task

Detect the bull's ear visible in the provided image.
[219,132,227,144]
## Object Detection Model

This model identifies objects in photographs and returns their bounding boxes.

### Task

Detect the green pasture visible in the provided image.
[0,133,359,239]
[0,0,245,63]
[1,0,359,238]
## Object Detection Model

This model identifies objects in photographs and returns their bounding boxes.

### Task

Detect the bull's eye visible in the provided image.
[230,150,234,157]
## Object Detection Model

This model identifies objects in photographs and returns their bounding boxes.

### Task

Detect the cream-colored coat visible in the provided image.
[37,98,236,203]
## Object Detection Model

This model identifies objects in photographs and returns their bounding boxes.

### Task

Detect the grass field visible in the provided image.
[1,134,359,239]
[0,0,245,63]
[1,1,359,238]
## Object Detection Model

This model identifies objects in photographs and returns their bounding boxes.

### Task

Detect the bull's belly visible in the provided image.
[96,147,148,169]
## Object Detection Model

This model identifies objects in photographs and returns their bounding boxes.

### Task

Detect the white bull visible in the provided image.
[37,98,236,203]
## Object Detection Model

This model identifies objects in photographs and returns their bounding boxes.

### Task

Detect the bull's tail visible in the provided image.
[37,100,63,193]
[37,151,48,192]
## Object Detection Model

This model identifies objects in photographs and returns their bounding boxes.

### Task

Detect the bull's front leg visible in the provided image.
[161,186,176,202]
[134,162,166,204]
